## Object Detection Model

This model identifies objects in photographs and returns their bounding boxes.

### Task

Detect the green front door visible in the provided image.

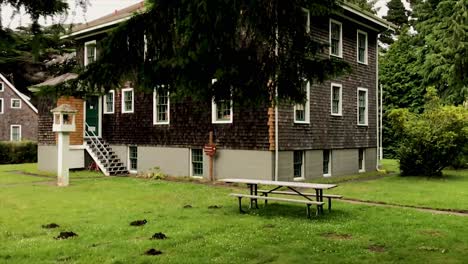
[86,96,100,136]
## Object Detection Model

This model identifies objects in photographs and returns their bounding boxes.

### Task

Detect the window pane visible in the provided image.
[124,91,133,111]
[331,22,341,56]
[12,100,20,108]
[216,100,231,121]
[332,86,340,114]
[359,90,366,124]
[294,151,303,178]
[0,99,3,112]
[323,150,330,175]
[358,33,367,63]
[86,44,96,64]
[106,93,113,112]
[129,146,137,170]
[192,149,203,176]
[156,92,169,122]
[358,149,364,170]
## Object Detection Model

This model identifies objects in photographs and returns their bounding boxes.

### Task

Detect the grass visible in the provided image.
[0,164,467,263]
[328,160,468,211]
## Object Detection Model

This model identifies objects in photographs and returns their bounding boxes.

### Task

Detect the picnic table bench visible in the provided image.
[220,178,339,219]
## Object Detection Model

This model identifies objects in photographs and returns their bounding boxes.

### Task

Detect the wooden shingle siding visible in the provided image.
[278,16,377,150]
[37,96,56,144]
[102,89,271,150]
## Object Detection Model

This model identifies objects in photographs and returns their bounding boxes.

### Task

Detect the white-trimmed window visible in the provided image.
[84,40,97,66]
[10,125,21,142]
[11,98,21,109]
[191,149,204,177]
[293,150,304,180]
[357,30,368,64]
[121,88,134,114]
[323,149,332,177]
[104,90,115,114]
[153,88,170,125]
[0,98,3,114]
[0,82,4,92]
[128,146,138,173]
[357,88,368,126]
[211,79,233,124]
[302,8,310,33]
[358,148,365,172]
[329,19,342,57]
[331,83,342,116]
[294,81,310,124]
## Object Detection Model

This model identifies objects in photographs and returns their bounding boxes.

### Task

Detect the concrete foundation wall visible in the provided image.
[365,148,377,172]
[331,149,359,177]
[214,149,273,180]
[305,150,323,179]
[38,145,84,172]
[137,146,190,177]
[277,151,293,181]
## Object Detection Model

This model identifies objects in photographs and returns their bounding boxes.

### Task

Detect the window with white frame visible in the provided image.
[0,82,4,92]
[357,30,368,64]
[302,8,310,33]
[10,125,21,142]
[84,40,97,66]
[211,79,233,124]
[104,90,115,114]
[330,19,342,57]
[191,149,203,176]
[331,83,342,116]
[294,81,310,123]
[293,150,304,179]
[121,88,134,113]
[11,98,21,109]
[0,98,3,114]
[358,148,365,172]
[323,150,331,176]
[357,88,368,126]
[128,146,138,172]
[153,87,170,125]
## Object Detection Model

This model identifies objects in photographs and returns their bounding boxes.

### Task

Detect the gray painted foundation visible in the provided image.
[38,145,85,172]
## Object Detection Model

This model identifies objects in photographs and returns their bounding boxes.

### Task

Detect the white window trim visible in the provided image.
[211,79,233,124]
[357,87,369,126]
[357,30,368,65]
[121,88,134,114]
[359,149,366,173]
[127,145,138,174]
[329,19,343,58]
[10,125,21,142]
[323,150,332,177]
[294,81,310,124]
[153,89,170,125]
[330,83,343,116]
[103,90,115,114]
[190,148,204,178]
[293,151,305,181]
[11,98,22,109]
[302,8,310,33]
[0,98,3,114]
[84,40,97,67]
[0,82,4,92]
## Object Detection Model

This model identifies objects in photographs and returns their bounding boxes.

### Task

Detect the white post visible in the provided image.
[57,132,70,187]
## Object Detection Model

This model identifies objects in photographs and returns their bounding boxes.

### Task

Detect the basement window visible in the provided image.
[128,146,138,172]
[191,149,203,177]
[359,148,365,172]
[293,151,304,179]
[323,150,331,177]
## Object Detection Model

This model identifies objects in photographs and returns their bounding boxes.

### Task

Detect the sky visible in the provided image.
[0,0,406,29]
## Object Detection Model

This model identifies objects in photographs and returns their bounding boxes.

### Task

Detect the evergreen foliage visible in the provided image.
[62,0,351,105]
[388,88,468,177]
[380,0,409,45]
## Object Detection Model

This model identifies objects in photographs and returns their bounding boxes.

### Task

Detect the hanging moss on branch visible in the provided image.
[62,0,351,105]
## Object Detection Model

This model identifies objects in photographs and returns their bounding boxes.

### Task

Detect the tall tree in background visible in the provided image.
[380,0,409,45]
[63,0,350,105]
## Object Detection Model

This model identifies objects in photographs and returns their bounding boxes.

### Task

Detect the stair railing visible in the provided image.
[84,123,111,166]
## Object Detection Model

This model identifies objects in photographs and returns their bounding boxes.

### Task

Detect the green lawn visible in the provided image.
[328,160,468,211]
[0,164,467,263]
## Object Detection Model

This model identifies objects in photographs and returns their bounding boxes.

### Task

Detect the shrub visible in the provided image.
[388,88,468,177]
[0,141,38,164]
[135,166,167,180]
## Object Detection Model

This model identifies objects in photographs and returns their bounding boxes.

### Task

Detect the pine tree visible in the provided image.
[380,0,409,45]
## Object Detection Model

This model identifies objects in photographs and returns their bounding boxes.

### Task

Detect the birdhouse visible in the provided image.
[51,104,77,133]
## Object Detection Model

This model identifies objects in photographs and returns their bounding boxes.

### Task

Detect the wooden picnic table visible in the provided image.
[220,178,338,217]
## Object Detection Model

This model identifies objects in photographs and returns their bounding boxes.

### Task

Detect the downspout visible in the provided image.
[376,34,381,171]
[275,88,279,181]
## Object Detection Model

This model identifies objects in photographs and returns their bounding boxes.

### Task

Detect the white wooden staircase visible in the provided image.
[84,124,128,176]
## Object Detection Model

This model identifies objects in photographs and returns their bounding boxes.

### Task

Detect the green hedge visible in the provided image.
[0,141,38,164]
